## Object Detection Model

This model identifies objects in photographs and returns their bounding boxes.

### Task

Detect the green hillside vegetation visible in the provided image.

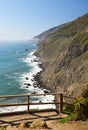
[36,13,88,98]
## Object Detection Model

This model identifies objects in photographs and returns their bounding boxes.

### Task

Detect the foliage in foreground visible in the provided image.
[0,127,6,130]
[59,113,77,123]
[60,96,88,123]
[74,97,88,120]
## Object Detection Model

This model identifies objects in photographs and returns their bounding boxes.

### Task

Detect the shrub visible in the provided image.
[63,104,74,114]
[74,97,88,120]
[0,127,6,130]
[60,97,88,123]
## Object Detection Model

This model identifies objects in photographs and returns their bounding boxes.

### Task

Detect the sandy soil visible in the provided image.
[0,112,88,130]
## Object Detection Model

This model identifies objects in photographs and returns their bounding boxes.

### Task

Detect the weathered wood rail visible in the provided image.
[0,93,75,115]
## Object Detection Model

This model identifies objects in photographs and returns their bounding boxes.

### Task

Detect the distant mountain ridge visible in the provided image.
[36,13,88,98]
[34,23,68,39]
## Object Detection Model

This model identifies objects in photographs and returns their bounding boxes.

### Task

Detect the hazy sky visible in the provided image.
[0,0,88,40]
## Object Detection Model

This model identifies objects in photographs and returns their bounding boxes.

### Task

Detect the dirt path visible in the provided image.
[0,112,88,130]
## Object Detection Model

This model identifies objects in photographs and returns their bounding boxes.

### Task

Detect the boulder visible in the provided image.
[19,121,28,128]
[30,119,47,129]
[25,77,29,80]
[44,89,50,93]
[24,83,31,86]
[25,49,28,51]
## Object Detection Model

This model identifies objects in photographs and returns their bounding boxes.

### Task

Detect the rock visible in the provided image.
[34,85,37,88]
[44,89,50,93]
[30,119,47,129]
[25,77,29,80]
[19,121,29,128]
[26,86,29,88]
[34,59,38,62]
[32,92,36,94]
[31,79,34,81]
[25,49,28,51]
[39,100,42,103]
[24,83,31,86]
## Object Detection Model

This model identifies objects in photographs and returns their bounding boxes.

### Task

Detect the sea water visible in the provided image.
[0,41,55,113]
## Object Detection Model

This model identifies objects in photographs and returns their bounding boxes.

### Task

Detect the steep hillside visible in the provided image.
[36,13,88,98]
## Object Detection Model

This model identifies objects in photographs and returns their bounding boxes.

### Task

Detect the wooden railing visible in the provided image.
[0,93,75,114]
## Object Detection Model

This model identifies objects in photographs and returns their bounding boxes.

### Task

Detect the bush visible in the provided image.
[74,97,88,120]
[59,104,76,123]
[60,97,88,123]
[63,104,74,114]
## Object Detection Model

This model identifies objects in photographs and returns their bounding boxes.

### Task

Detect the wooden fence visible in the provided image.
[0,93,75,114]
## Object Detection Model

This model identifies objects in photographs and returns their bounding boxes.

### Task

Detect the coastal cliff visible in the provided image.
[36,13,88,98]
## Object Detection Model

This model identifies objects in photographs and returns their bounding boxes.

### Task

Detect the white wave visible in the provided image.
[19,50,42,89]
[0,106,27,113]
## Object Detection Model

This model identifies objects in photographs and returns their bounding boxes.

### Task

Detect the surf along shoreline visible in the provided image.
[0,45,55,113]
[22,48,50,94]
[33,52,49,94]
[21,45,56,110]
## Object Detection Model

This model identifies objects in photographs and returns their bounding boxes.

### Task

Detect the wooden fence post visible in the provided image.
[59,94,63,113]
[27,95,30,113]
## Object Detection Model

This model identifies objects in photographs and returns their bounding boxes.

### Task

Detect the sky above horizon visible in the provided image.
[0,0,88,41]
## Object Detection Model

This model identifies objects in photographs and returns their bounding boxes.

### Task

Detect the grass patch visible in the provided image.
[59,113,77,123]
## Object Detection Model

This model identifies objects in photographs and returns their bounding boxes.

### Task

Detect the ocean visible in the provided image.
[0,41,55,113]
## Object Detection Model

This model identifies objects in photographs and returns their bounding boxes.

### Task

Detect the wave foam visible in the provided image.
[20,50,42,91]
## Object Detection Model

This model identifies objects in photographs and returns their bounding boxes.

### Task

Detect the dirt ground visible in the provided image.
[0,111,88,130]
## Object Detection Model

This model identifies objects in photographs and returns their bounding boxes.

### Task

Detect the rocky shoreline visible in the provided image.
[34,47,59,92]
[34,50,58,93]
[33,58,51,94]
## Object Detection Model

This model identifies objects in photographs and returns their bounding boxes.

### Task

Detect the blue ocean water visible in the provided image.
[0,41,37,97]
[0,41,55,112]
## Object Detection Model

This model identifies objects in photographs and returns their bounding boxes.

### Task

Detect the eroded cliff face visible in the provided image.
[36,14,88,98]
